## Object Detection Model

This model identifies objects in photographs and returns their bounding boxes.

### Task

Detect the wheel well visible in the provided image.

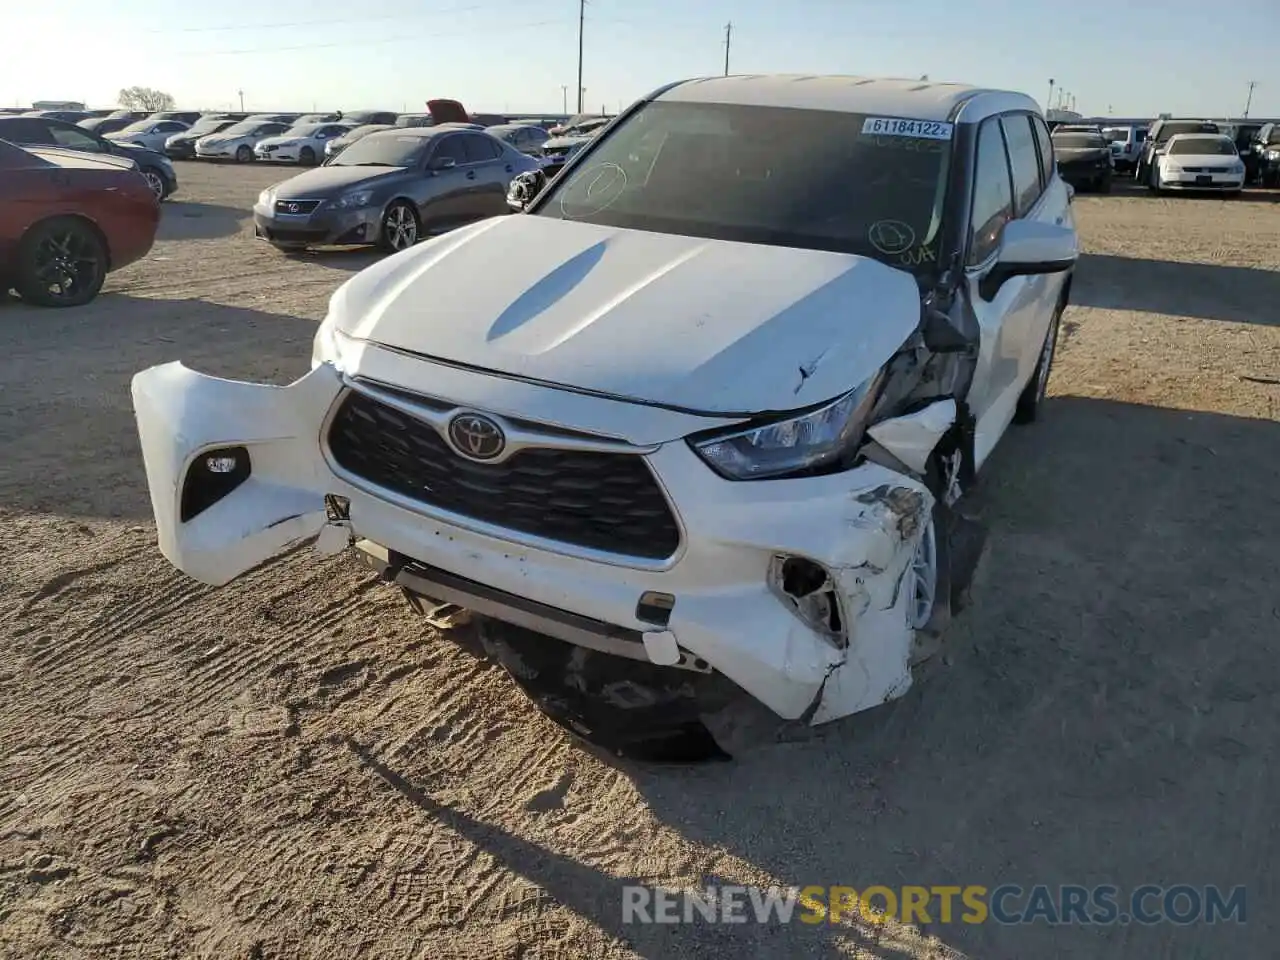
[384,197,419,220]
[1058,272,1073,309]
[20,214,112,270]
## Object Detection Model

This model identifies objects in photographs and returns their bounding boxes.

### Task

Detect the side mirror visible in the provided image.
[978,219,1077,301]
[431,156,456,171]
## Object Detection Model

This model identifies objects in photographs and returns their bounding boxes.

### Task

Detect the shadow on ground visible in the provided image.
[1073,253,1280,325]
[0,296,316,519]
[356,397,1279,959]
[157,201,249,241]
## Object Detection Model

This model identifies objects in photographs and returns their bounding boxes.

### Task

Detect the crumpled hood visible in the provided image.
[330,215,922,414]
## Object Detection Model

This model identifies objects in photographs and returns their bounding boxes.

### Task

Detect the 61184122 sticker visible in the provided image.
[861,117,954,140]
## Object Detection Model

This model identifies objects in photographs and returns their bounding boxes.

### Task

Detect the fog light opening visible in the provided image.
[770,556,846,648]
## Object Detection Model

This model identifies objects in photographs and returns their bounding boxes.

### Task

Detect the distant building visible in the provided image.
[32,100,85,111]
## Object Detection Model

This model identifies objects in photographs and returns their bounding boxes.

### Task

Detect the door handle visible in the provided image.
[505,164,513,173]
[466,170,476,180]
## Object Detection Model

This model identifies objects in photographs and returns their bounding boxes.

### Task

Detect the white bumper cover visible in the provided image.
[132,360,942,725]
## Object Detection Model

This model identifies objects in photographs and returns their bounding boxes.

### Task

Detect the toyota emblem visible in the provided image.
[447,413,506,461]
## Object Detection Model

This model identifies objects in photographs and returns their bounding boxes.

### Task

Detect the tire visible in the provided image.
[139,167,167,201]
[1013,300,1062,424]
[299,146,316,166]
[1148,164,1162,194]
[377,200,420,253]
[1097,172,1112,194]
[235,145,253,163]
[14,217,108,308]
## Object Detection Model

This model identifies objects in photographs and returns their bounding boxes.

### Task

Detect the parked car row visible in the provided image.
[0,115,179,200]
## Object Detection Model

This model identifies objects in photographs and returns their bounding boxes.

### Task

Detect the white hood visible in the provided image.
[331,215,923,414]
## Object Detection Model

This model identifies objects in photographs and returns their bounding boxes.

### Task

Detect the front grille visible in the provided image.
[327,390,682,561]
[275,199,320,215]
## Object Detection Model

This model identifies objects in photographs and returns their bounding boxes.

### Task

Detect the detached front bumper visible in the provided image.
[252,202,381,247]
[131,361,940,726]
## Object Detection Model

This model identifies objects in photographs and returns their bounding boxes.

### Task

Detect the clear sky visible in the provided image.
[5,0,1277,118]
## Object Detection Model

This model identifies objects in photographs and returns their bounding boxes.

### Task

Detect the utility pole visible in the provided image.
[1047,78,1054,112]
[1244,81,1258,118]
[237,89,244,112]
[723,22,732,76]
[576,0,585,114]
[562,85,568,114]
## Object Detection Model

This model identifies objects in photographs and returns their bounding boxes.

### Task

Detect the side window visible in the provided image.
[1031,116,1054,185]
[463,134,502,163]
[10,119,55,144]
[48,124,102,151]
[157,122,184,133]
[1001,115,1043,215]
[432,135,467,166]
[968,117,1015,266]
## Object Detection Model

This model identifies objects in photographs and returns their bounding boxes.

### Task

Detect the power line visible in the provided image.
[147,2,488,33]
[176,18,567,57]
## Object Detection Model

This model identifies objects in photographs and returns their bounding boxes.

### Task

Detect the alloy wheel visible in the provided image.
[32,228,104,304]
[905,516,938,631]
[383,205,418,251]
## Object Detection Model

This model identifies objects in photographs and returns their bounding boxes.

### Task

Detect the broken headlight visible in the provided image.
[689,373,884,480]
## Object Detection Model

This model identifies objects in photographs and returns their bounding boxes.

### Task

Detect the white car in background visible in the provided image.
[325,123,393,159]
[131,75,1078,759]
[195,118,292,162]
[255,122,355,165]
[1151,133,1246,195]
[1101,124,1146,174]
[106,118,190,153]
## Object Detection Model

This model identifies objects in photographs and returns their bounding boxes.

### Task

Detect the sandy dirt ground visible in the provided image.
[2,162,1279,959]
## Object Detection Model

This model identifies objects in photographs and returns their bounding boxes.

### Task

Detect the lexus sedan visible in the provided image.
[253,126,539,251]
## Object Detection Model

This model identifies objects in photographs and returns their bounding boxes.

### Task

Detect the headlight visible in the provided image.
[332,190,374,209]
[689,375,883,480]
[257,186,277,206]
[1266,149,1280,160]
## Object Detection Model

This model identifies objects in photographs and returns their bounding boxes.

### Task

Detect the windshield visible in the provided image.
[285,123,326,138]
[220,120,267,136]
[1101,127,1130,143]
[537,101,952,271]
[329,132,425,166]
[187,118,233,135]
[115,120,153,134]
[347,124,391,139]
[1168,137,1236,156]
[1053,133,1107,149]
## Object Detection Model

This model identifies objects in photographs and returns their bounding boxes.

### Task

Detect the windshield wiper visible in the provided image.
[345,161,398,167]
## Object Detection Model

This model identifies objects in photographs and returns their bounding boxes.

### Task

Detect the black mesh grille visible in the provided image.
[327,391,681,560]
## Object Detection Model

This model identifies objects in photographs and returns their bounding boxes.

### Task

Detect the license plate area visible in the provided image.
[1196,175,1212,185]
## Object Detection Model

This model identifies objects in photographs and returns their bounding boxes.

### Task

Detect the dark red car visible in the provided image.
[0,139,159,307]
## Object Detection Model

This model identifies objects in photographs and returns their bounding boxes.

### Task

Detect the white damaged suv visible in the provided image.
[133,75,1077,758]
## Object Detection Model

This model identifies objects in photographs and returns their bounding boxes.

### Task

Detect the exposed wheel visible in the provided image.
[235,145,253,163]
[140,167,166,201]
[377,200,419,253]
[299,146,316,166]
[905,513,938,633]
[14,217,108,308]
[1013,301,1062,424]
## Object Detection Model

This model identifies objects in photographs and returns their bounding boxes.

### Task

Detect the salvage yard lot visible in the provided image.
[1,162,1278,959]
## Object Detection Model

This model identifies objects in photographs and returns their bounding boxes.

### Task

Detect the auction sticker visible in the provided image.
[861,117,954,140]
